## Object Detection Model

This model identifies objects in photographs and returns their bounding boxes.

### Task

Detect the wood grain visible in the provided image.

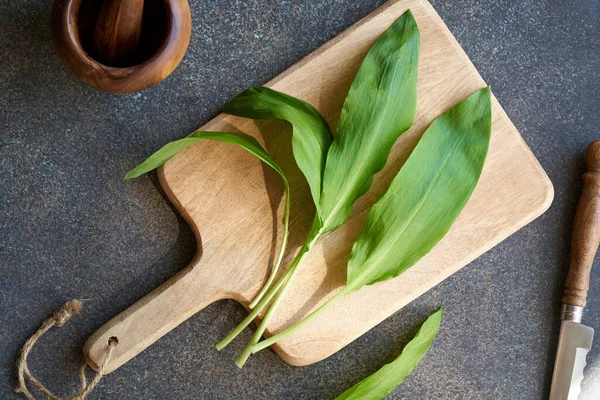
[563,141,600,307]
[94,0,145,67]
[84,0,553,373]
[51,0,190,93]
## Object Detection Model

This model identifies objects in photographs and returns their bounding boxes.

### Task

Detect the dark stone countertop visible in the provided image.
[2,0,600,398]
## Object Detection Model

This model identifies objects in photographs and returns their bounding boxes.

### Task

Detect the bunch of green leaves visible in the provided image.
[248,85,490,355]
[126,9,492,392]
[216,9,422,367]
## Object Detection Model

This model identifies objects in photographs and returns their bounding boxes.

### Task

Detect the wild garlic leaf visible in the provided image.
[224,87,333,212]
[345,87,491,293]
[123,131,291,294]
[334,308,442,400]
[319,10,420,233]
[124,131,287,181]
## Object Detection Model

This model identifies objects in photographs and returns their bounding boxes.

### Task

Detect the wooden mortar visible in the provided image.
[51,0,191,93]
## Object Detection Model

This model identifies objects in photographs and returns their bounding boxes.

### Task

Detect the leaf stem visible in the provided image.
[235,244,310,367]
[249,181,292,309]
[250,286,349,354]
[216,262,295,350]
[217,218,323,355]
[234,221,324,366]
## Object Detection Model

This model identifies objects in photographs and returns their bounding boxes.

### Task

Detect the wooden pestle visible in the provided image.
[94,0,145,66]
[562,140,600,308]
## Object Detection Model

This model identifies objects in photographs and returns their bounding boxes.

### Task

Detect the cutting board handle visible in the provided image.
[83,264,227,374]
[563,141,600,308]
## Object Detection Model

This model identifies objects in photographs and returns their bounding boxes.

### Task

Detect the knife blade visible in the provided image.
[549,141,600,400]
[550,319,594,400]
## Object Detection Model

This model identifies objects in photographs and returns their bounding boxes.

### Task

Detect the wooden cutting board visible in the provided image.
[85,0,553,373]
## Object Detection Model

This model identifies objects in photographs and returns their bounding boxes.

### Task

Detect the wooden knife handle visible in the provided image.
[563,141,600,308]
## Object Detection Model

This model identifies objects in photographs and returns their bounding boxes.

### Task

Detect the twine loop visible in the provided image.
[15,300,117,400]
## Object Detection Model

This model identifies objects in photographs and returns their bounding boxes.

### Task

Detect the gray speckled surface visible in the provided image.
[1,0,600,399]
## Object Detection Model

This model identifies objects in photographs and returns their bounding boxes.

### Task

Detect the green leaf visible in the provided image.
[124,131,286,180]
[319,10,420,233]
[124,131,291,306]
[345,86,491,292]
[334,308,443,400]
[224,87,333,211]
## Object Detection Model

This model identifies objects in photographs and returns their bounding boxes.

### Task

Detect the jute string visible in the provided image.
[15,300,117,400]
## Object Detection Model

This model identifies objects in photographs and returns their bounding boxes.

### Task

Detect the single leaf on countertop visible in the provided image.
[319,10,420,233]
[224,86,333,212]
[344,86,492,293]
[334,308,443,400]
[124,130,291,306]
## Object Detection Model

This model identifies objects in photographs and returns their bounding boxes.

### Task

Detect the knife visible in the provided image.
[550,141,600,400]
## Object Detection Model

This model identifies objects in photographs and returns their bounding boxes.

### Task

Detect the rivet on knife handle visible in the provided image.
[563,140,600,312]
